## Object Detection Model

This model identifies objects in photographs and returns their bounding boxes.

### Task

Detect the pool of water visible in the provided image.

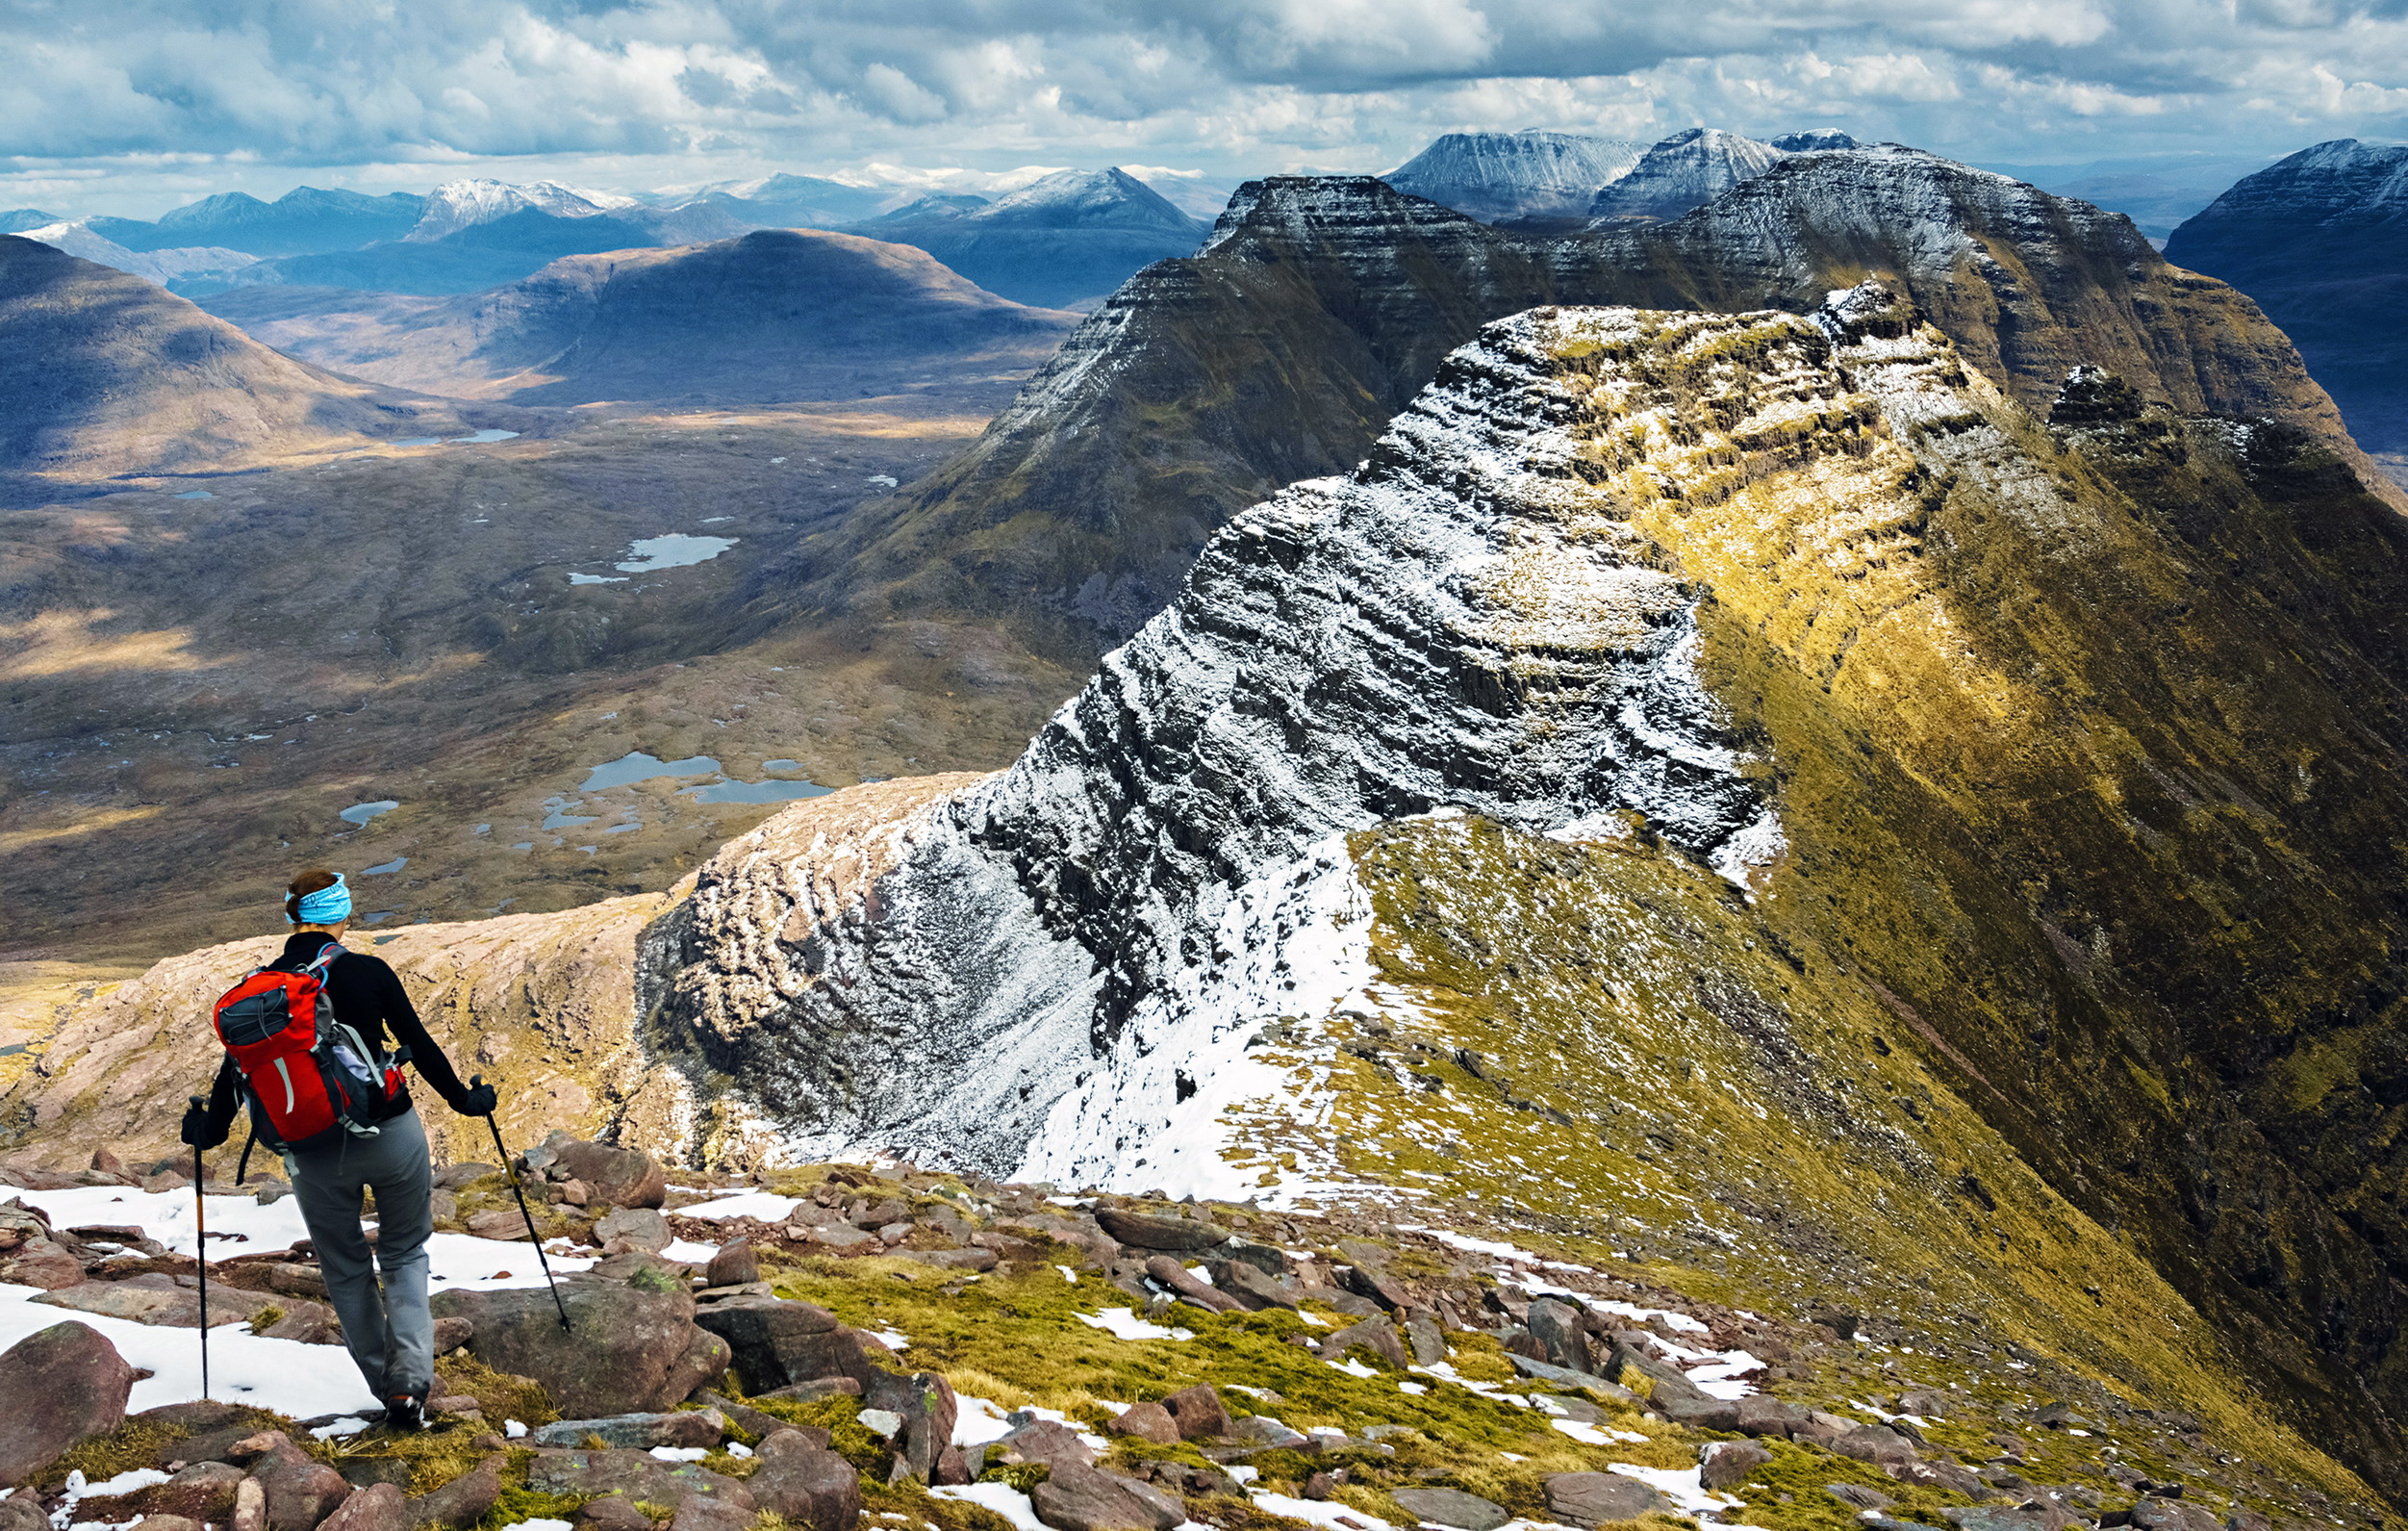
[339,800,398,827]
[580,753,721,791]
[173,490,215,499]
[569,573,627,585]
[362,857,408,876]
[540,795,597,829]
[616,534,737,574]
[681,777,837,805]
[448,429,520,444]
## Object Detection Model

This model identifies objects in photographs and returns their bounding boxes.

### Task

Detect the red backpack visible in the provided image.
[211,943,406,1152]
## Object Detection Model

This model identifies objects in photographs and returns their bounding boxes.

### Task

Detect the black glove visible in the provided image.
[452,1080,497,1117]
[180,1099,227,1150]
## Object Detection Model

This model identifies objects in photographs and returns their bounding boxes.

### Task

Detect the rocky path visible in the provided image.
[1,1135,2370,1531]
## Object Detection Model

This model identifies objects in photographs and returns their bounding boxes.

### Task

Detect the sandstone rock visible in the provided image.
[1832,1425,1918,1467]
[705,1242,759,1288]
[1701,1441,1772,1492]
[1142,1256,1240,1314]
[1525,1298,1590,1371]
[691,1296,869,1394]
[1603,1336,1707,1404]
[1029,1460,1184,1531]
[1894,1460,1991,1497]
[1392,1487,1510,1530]
[863,1366,957,1483]
[984,1420,1090,1470]
[1095,1207,1228,1251]
[1657,1395,1741,1432]
[522,1449,754,1510]
[1109,1402,1181,1444]
[2130,1500,2223,1531]
[754,1376,862,1403]
[747,1430,862,1531]
[138,1518,202,1531]
[570,1497,653,1531]
[1404,1311,1446,1365]
[1210,1262,1298,1310]
[896,1247,999,1271]
[0,1494,48,1531]
[464,1210,529,1240]
[1943,1509,2076,1531]
[1232,1416,1305,1449]
[1545,1472,1672,1525]
[1159,1384,1232,1441]
[266,1263,332,1298]
[666,1492,751,1531]
[1828,1484,1894,1511]
[249,1435,353,1531]
[546,1136,669,1210]
[430,1282,728,1416]
[129,1461,248,1520]
[434,1163,497,1190]
[0,1238,89,1289]
[317,1484,410,1531]
[0,1319,136,1486]
[1735,1394,1809,1438]
[530,1411,726,1450]
[233,1476,269,1531]
[405,1454,502,1528]
[1319,1316,1407,1365]
[1506,1353,1637,1401]
[596,1208,672,1254]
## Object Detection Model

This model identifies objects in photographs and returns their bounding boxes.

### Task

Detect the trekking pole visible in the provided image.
[189,1096,211,1401]
[475,1077,570,1331]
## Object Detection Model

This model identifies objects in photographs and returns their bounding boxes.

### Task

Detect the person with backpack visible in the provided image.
[180,868,497,1430]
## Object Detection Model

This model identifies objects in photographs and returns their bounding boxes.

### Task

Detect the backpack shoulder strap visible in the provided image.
[305,941,345,975]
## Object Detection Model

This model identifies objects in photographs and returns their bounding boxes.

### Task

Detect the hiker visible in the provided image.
[181,868,496,1429]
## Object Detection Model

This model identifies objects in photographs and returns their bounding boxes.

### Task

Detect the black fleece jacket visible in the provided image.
[198,931,469,1137]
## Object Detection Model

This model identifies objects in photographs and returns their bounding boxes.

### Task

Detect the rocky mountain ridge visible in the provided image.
[15,280,2408,1507]
[1381,132,1647,225]
[806,145,2374,661]
[1586,129,1795,226]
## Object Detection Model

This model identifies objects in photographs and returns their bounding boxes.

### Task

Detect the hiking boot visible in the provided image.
[383,1394,426,1431]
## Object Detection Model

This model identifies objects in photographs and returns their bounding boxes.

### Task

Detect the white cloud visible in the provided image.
[5,0,2408,217]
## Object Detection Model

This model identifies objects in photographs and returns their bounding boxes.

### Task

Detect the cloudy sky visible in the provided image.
[6,0,2405,217]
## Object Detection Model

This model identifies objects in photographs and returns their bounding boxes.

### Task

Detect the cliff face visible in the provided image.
[801,151,2377,661]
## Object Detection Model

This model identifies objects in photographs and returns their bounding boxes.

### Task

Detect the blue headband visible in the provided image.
[291,875,352,925]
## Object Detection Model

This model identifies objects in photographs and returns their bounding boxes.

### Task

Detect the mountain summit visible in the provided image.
[1586,127,1792,224]
[853,167,1208,308]
[1382,130,1647,224]
[2166,138,2408,462]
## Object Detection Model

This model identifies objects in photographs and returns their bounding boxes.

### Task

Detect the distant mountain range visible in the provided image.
[197,227,1081,406]
[850,168,1210,308]
[0,237,476,486]
[2165,139,2408,461]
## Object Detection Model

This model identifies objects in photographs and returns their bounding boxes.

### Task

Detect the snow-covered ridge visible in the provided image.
[12,221,256,284]
[1383,131,1646,224]
[407,178,638,242]
[643,294,2053,1179]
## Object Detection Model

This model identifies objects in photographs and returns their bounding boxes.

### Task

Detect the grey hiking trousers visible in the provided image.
[285,1105,435,1402]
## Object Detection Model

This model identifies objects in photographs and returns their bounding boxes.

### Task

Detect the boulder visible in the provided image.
[1657,1395,1741,1432]
[1159,1384,1232,1441]
[1545,1472,1673,1526]
[1319,1316,1407,1365]
[0,1319,136,1487]
[0,1493,49,1531]
[1525,1298,1590,1371]
[248,1434,353,1531]
[1210,1262,1299,1311]
[464,1210,530,1241]
[1701,1441,1772,1492]
[746,1430,862,1531]
[691,1297,871,1394]
[667,1492,752,1531]
[429,1281,729,1416]
[987,1420,1099,1470]
[125,1461,249,1521]
[2130,1501,2223,1531]
[317,1484,410,1531]
[1142,1256,1241,1314]
[0,1238,88,1289]
[1404,1311,1446,1365]
[1392,1487,1511,1530]
[896,1248,1000,1272]
[522,1449,754,1510]
[1735,1394,1809,1438]
[1943,1509,2076,1531]
[546,1136,668,1210]
[1829,1484,1895,1511]
[1507,1353,1637,1401]
[530,1411,727,1450]
[1603,1336,1708,1404]
[1094,1208,1228,1252]
[1108,1403,1181,1445]
[571,1499,653,1531]
[596,1208,672,1255]
[1029,1460,1184,1531]
[705,1242,759,1288]
[1833,1425,1918,1467]
[1894,1459,1992,1497]
[262,1300,345,1345]
[862,1366,958,1483]
[1232,1416,1306,1449]
[405,1454,502,1528]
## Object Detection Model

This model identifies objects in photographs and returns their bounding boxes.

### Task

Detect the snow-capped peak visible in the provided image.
[405,178,636,242]
[972,167,1199,231]
[10,221,256,284]
[1383,131,1647,224]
